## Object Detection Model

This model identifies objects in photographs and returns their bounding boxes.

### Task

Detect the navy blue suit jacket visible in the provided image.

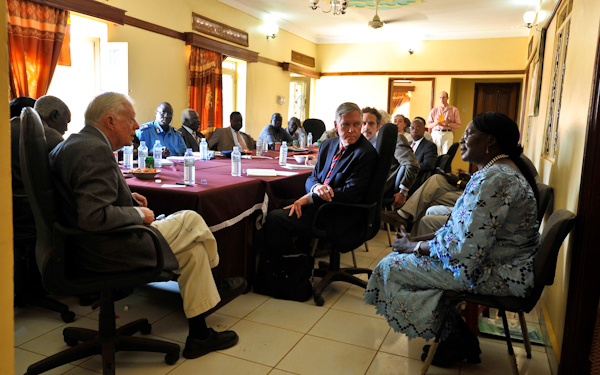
[409,137,438,195]
[305,135,378,205]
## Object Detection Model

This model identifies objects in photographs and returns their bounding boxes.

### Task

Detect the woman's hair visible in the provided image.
[472,112,539,202]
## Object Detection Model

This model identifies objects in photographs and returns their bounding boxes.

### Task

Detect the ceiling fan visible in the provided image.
[368,0,384,29]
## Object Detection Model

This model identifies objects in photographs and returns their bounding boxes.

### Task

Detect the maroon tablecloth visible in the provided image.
[124,151,314,279]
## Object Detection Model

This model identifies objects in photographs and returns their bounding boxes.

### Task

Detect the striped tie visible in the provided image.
[323,146,344,185]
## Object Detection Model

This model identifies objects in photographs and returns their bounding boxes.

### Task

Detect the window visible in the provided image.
[46,14,128,138]
[289,77,311,122]
[543,0,572,160]
[221,57,247,129]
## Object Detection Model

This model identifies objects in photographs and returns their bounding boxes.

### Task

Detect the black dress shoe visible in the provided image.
[421,340,481,367]
[380,210,411,231]
[217,276,247,299]
[182,328,239,359]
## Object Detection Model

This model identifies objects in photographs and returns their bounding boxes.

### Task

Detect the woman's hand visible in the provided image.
[392,226,416,254]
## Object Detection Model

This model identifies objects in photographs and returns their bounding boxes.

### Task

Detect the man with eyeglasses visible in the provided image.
[426,91,461,155]
[137,102,187,156]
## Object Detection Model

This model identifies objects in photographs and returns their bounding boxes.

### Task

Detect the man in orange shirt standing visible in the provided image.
[426,91,461,155]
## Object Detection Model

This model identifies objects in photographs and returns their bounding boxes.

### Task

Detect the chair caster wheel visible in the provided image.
[61,311,76,323]
[165,353,179,365]
[314,295,324,306]
[140,322,152,335]
[64,337,78,347]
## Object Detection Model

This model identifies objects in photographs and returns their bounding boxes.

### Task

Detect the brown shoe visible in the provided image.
[381,210,410,231]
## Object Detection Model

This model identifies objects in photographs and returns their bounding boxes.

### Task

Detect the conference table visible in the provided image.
[123,150,315,282]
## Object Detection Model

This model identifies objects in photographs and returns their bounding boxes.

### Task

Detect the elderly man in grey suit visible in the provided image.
[49,92,244,360]
[208,111,256,151]
[177,108,204,152]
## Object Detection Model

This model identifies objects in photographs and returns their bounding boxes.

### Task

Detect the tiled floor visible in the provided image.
[15,230,552,375]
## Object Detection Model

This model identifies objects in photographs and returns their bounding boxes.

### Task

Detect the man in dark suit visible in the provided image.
[49,92,244,360]
[264,102,378,256]
[177,108,204,152]
[208,111,256,151]
[407,116,437,196]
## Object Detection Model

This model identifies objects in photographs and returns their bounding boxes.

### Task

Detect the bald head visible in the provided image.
[181,108,200,131]
[34,95,71,135]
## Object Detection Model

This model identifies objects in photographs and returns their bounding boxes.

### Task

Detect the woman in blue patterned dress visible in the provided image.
[364,112,540,366]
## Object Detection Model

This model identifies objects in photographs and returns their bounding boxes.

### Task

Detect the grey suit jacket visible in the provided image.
[208,127,256,151]
[385,133,420,194]
[49,125,178,273]
[177,126,204,152]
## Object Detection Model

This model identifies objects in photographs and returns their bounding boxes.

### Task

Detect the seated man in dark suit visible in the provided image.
[177,109,204,152]
[407,116,437,196]
[259,112,293,148]
[33,95,72,151]
[208,111,256,151]
[49,92,245,360]
[264,102,378,256]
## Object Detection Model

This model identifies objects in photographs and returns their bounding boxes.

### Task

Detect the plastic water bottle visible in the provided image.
[153,140,163,168]
[299,133,306,148]
[123,145,133,169]
[279,141,288,166]
[256,137,263,157]
[200,138,208,161]
[231,146,241,176]
[138,141,148,169]
[184,148,195,185]
[307,132,313,147]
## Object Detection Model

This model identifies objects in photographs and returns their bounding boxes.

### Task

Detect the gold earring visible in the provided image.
[486,146,489,154]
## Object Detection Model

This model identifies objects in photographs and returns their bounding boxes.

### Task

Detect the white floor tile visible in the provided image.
[169,352,271,375]
[14,307,69,346]
[276,335,376,375]
[245,298,327,333]
[366,351,459,375]
[379,329,430,361]
[308,309,391,350]
[224,320,303,367]
[331,285,385,320]
[15,347,76,375]
[216,291,270,319]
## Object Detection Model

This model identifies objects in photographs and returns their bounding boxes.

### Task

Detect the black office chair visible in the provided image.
[536,183,554,223]
[310,123,397,306]
[422,209,576,375]
[302,118,326,140]
[20,108,180,375]
[442,142,459,173]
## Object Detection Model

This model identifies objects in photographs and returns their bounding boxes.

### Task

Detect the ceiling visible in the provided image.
[218,0,540,44]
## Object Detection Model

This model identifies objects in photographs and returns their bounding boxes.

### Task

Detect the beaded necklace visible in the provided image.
[483,154,509,169]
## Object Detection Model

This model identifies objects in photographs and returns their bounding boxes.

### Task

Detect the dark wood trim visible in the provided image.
[387,77,435,114]
[291,51,315,68]
[258,56,282,67]
[192,12,248,47]
[558,27,600,375]
[27,0,126,25]
[519,64,530,141]
[124,16,184,40]
[323,70,525,77]
[282,62,320,79]
[184,32,258,63]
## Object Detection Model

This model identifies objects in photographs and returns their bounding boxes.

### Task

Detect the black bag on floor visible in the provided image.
[254,254,314,302]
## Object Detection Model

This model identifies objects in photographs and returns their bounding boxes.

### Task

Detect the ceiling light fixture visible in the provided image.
[523,10,537,29]
[309,0,348,15]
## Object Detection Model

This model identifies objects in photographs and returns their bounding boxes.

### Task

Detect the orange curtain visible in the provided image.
[188,46,224,136]
[7,0,69,99]
[392,88,411,114]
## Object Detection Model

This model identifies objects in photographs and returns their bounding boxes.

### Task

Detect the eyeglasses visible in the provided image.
[410,125,423,130]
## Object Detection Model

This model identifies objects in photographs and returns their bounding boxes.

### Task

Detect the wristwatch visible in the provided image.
[456,180,462,189]
[413,241,422,256]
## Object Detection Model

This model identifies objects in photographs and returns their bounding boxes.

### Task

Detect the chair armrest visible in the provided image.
[51,222,170,295]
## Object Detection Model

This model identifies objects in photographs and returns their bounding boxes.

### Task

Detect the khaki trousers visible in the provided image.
[151,210,221,318]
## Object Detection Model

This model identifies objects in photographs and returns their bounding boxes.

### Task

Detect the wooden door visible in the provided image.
[469,82,522,173]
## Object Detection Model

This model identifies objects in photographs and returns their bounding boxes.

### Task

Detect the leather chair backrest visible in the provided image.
[302,118,326,140]
[365,123,398,238]
[536,183,554,223]
[522,209,576,311]
[19,108,60,292]
[444,142,460,173]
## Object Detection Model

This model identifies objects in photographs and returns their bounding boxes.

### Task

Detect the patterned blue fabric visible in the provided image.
[136,120,187,156]
[364,164,540,340]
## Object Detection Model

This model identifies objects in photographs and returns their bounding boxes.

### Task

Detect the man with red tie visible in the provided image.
[264,102,378,256]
